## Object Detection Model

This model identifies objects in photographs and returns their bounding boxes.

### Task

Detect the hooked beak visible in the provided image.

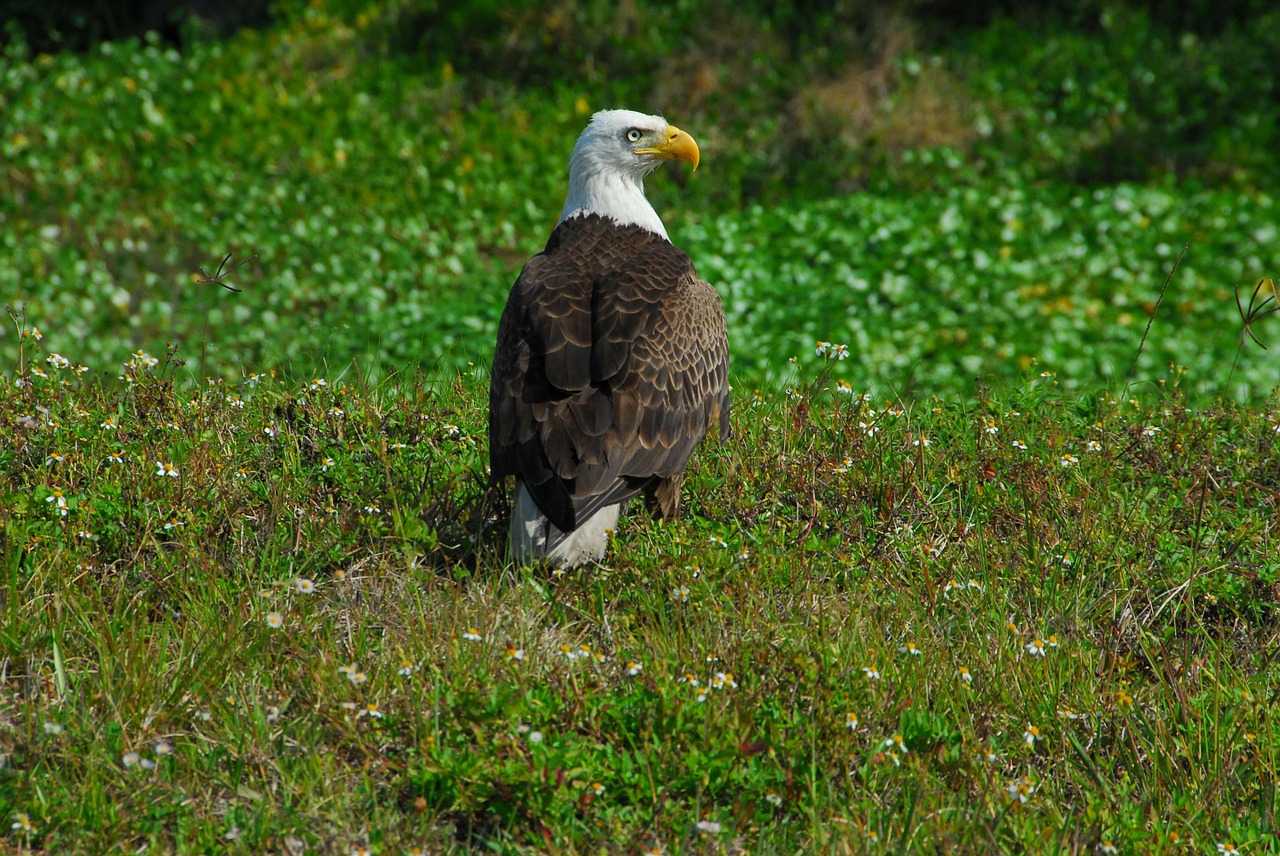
[635,124,700,171]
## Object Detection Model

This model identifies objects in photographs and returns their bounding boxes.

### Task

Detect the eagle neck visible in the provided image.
[559,168,669,240]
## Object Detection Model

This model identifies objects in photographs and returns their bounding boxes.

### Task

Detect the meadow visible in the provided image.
[3,2,1280,853]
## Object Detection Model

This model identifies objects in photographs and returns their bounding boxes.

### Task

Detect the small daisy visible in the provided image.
[882,734,908,757]
[11,813,36,834]
[985,421,999,435]
[154,741,173,755]
[626,661,643,676]
[1086,440,1102,452]
[1012,439,1028,450]
[363,703,384,719]
[710,671,737,690]
[528,730,544,743]
[1026,638,1046,657]
[862,665,881,681]
[1216,844,1239,855]
[901,641,921,657]
[155,461,179,478]
[765,792,783,807]
[123,751,141,767]
[835,379,854,395]
[505,644,525,661]
[1142,425,1161,438]
[695,820,722,835]
[462,628,482,642]
[1008,776,1034,803]
[321,457,335,471]
[295,578,316,594]
[1060,453,1078,467]
[589,782,604,796]
[398,660,417,676]
[845,712,859,730]
[956,666,973,683]
[815,341,831,356]
[45,489,69,517]
[1098,841,1118,854]
[44,721,64,735]
[912,434,931,447]
[1023,723,1042,746]
[266,612,284,629]
[46,451,66,466]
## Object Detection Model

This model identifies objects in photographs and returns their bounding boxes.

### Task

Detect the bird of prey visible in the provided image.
[489,109,730,566]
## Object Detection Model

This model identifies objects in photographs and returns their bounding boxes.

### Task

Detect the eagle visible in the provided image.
[489,109,730,567]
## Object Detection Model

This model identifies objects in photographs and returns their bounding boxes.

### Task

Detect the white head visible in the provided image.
[558,109,700,239]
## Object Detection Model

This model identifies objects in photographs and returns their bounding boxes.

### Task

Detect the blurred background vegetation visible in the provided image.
[2,0,1278,395]
[8,0,1278,193]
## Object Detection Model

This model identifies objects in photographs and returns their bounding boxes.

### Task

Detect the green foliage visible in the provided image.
[4,2,1280,398]
[694,182,1280,399]
[3,6,1280,849]
[963,6,1280,184]
[3,327,1279,851]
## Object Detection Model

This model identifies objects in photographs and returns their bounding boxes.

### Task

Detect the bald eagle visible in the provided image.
[489,109,730,566]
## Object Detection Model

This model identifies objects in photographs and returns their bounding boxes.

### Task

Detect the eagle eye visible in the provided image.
[625,129,643,143]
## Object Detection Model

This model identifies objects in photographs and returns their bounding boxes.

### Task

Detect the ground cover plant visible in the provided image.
[2,323,1279,853]
[2,4,1278,398]
[3,1,1280,852]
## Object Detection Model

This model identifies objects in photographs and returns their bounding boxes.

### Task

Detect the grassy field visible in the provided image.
[3,327,1279,853]
[4,2,1280,853]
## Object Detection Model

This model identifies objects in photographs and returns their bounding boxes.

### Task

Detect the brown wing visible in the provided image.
[489,214,729,533]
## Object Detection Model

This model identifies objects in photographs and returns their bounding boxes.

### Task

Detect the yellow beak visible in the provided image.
[635,124,700,171]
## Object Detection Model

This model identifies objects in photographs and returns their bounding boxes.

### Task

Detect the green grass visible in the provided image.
[3,322,1278,852]
[4,4,1280,851]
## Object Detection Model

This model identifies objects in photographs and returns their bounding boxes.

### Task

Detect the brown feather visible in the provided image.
[489,213,730,537]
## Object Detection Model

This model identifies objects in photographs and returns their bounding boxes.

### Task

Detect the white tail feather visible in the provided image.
[509,481,620,567]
